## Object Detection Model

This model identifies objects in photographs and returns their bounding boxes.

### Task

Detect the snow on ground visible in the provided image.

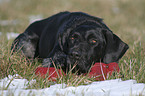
[6,32,19,40]
[0,32,19,40]
[0,15,42,26]
[0,74,145,96]
[0,0,10,4]
[0,20,19,26]
[29,15,43,24]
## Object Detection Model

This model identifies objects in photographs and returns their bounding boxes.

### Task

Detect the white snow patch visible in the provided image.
[29,15,43,24]
[0,74,145,96]
[0,0,10,4]
[6,32,19,40]
[112,7,120,14]
[0,20,19,26]
[0,74,36,90]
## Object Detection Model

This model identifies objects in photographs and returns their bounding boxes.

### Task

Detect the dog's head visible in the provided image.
[67,25,106,73]
[59,17,129,73]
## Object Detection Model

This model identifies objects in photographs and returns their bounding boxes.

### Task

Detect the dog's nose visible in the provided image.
[70,51,80,59]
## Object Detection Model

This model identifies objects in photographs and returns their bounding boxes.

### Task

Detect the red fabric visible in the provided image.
[35,62,119,81]
[88,62,119,80]
[35,67,65,81]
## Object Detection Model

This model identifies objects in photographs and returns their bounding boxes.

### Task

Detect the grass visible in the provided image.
[0,0,145,90]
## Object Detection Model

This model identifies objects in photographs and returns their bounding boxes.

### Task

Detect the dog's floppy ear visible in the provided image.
[102,30,129,64]
[58,28,71,54]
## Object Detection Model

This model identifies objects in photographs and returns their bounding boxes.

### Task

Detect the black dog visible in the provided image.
[11,11,129,73]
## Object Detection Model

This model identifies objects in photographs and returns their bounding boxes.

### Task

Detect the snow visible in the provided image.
[0,20,19,26]
[0,74,36,90]
[0,74,145,96]
[6,32,19,40]
[0,32,19,40]
[0,15,42,26]
[0,0,10,4]
[29,15,43,24]
[112,7,120,14]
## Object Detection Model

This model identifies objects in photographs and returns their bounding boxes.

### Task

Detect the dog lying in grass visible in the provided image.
[11,11,129,73]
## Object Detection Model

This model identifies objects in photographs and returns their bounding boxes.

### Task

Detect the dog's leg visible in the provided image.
[11,32,39,59]
[42,51,67,69]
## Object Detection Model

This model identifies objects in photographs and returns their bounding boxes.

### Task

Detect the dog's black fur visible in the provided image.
[11,11,129,73]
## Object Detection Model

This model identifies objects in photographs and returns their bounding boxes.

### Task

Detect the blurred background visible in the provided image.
[0,0,145,45]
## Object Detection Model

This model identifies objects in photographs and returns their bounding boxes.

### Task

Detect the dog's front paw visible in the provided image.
[42,52,67,68]
[42,58,53,67]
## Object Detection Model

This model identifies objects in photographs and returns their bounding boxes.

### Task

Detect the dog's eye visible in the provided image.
[71,37,75,40]
[90,39,98,44]
[92,40,97,43]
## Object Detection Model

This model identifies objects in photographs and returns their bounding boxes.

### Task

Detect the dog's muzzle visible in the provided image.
[69,50,81,60]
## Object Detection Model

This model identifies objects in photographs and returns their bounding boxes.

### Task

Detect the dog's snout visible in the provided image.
[69,51,80,59]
